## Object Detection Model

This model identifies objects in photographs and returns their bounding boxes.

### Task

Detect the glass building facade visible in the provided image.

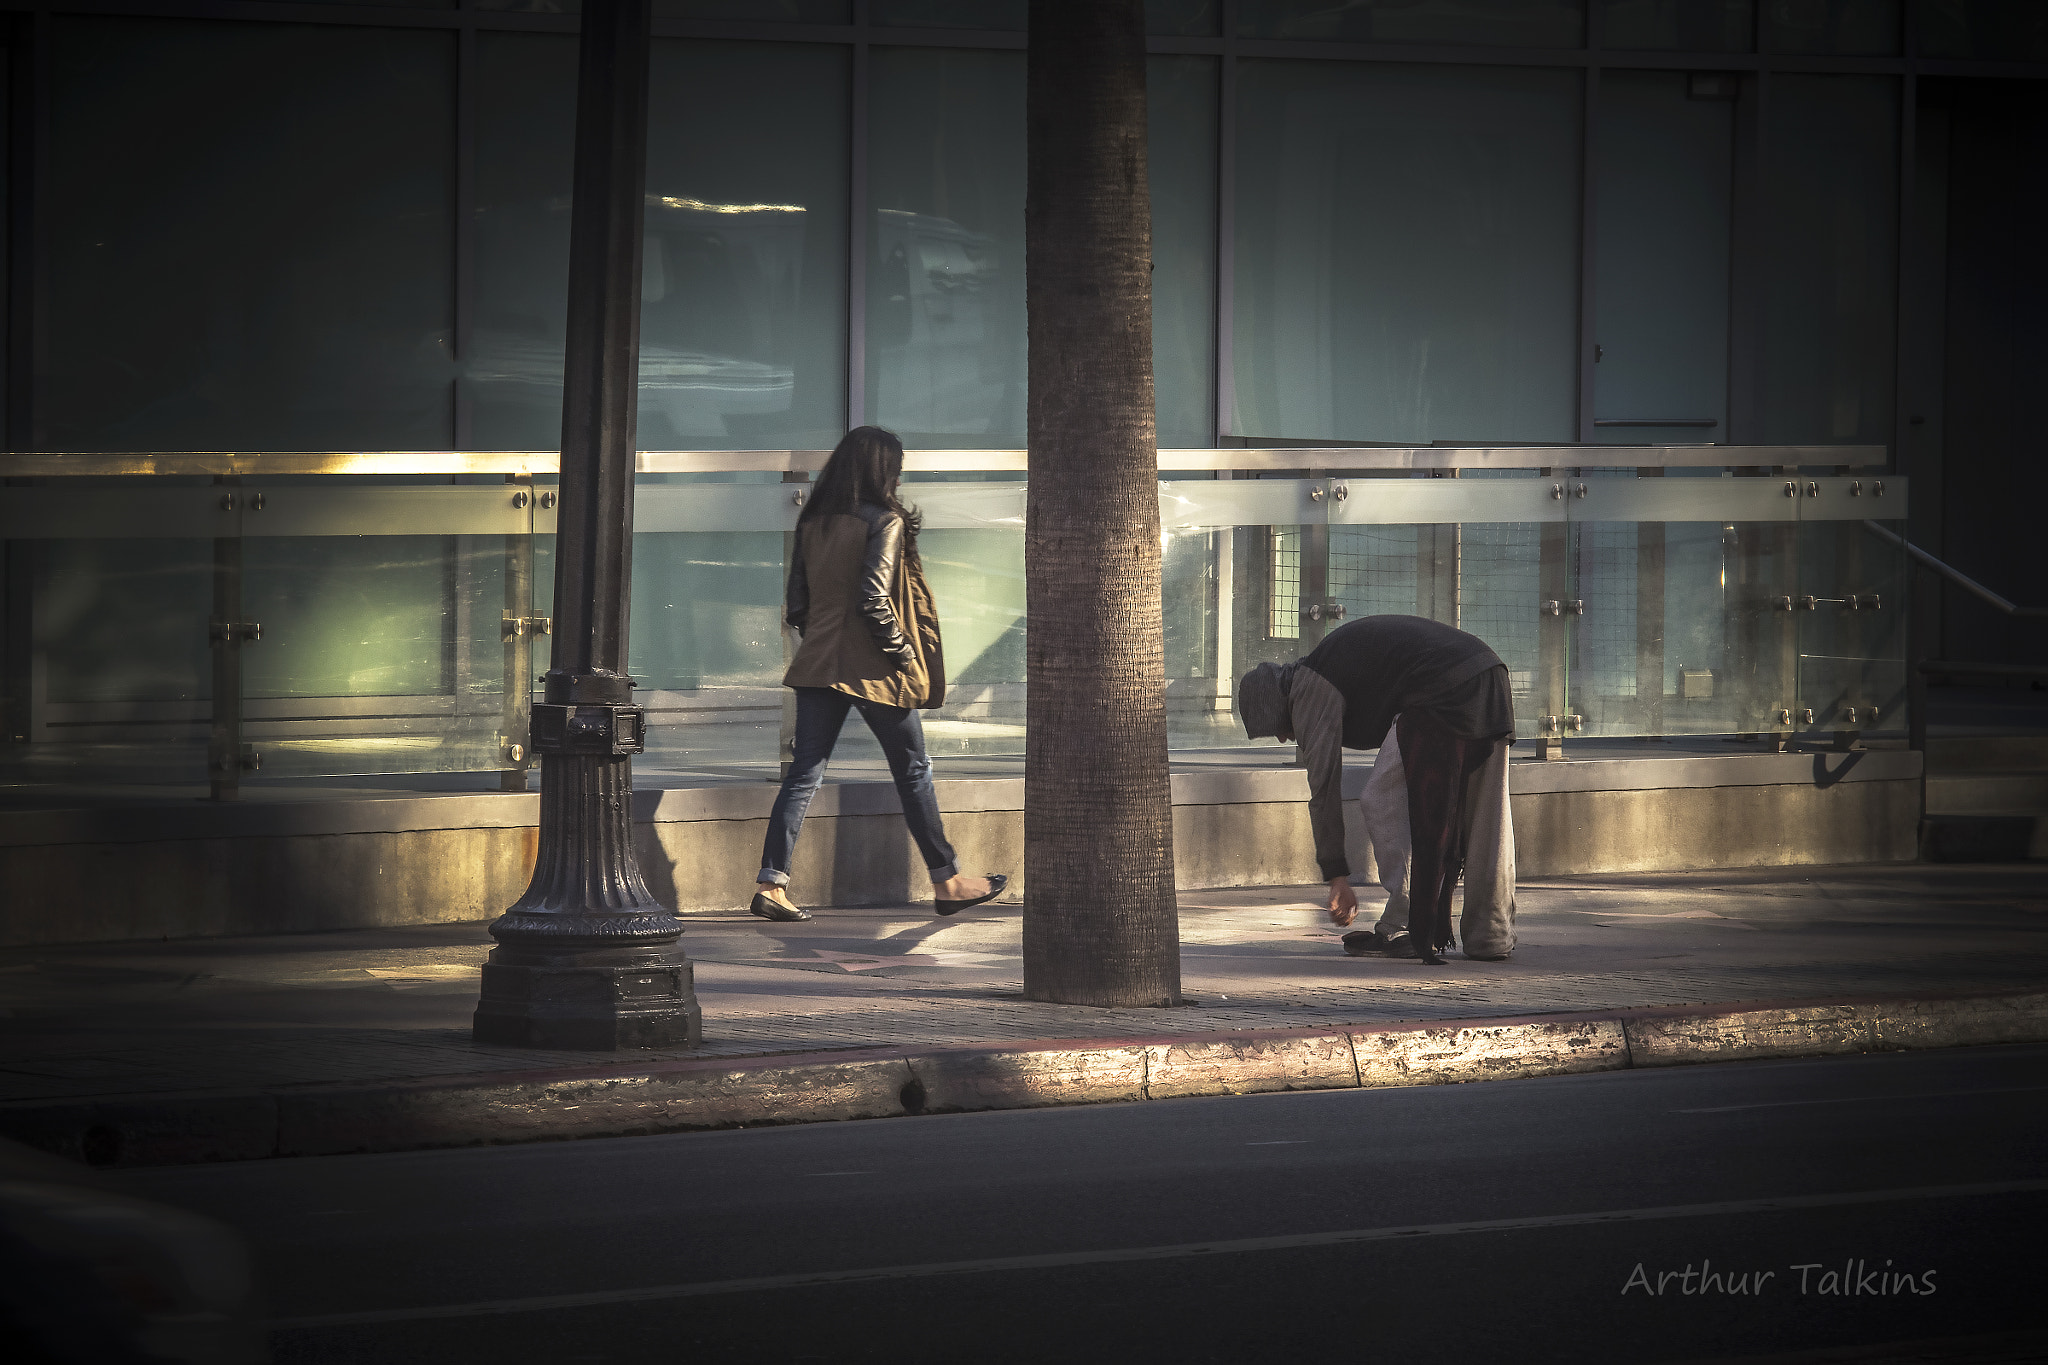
[2,0,2041,796]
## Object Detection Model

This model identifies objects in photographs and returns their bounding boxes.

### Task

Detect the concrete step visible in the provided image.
[1924,771,2048,815]
[1925,734,2048,773]
[1919,813,2048,863]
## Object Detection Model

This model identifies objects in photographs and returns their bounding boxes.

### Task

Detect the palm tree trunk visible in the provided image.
[1022,0,1181,1007]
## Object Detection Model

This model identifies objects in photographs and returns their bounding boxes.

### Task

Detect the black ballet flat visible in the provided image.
[750,892,812,923]
[935,873,1008,917]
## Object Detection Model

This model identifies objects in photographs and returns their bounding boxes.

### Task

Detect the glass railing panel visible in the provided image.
[235,481,532,780]
[1159,478,1329,749]
[916,527,1027,757]
[1566,474,1804,738]
[0,480,227,789]
[630,528,788,774]
[623,481,1039,767]
[1794,477,1909,742]
[1161,526,1237,748]
[1159,477,1323,533]
[1328,475,1563,743]
[4,459,1907,794]
[541,481,791,775]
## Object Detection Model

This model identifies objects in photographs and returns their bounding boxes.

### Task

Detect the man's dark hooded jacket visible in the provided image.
[1239,615,1513,881]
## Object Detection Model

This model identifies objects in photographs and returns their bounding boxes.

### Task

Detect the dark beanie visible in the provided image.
[1237,661,1294,740]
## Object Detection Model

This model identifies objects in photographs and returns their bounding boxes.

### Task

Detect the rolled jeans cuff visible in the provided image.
[755,868,790,887]
[928,860,960,881]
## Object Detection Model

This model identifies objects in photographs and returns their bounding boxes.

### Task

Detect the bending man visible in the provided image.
[1237,615,1518,966]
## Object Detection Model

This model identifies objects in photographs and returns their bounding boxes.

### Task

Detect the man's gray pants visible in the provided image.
[1358,722,1517,959]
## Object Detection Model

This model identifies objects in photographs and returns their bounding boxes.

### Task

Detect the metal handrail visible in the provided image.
[0,444,1888,478]
[1862,520,2048,619]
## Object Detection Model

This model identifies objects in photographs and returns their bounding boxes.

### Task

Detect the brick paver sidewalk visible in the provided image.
[3,863,2043,1105]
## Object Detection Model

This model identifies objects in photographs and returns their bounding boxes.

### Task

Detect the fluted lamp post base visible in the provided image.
[473,736,703,1050]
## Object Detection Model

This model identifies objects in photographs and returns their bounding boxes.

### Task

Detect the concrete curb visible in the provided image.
[6,989,2044,1168]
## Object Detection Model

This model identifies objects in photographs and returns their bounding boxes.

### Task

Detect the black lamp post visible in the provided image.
[473,0,701,1049]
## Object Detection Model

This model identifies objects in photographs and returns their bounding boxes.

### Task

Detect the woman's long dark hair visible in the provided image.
[800,425,922,564]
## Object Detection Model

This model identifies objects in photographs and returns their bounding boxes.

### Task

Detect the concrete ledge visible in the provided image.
[1623,992,2048,1066]
[0,749,1922,848]
[1625,1003,1876,1065]
[913,1044,1150,1113]
[5,751,1924,943]
[1353,1018,1631,1086]
[275,1055,918,1159]
[5,989,2040,1168]
[1143,1031,1358,1098]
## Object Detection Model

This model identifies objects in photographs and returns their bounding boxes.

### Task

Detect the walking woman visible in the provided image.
[749,426,1008,923]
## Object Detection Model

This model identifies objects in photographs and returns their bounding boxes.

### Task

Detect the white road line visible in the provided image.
[1677,1085,2048,1114]
[268,1178,2048,1331]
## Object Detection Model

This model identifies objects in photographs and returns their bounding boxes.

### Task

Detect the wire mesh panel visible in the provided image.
[1459,522,1547,737]
[1260,525,1300,641]
[1328,525,1419,620]
[1568,520,1641,731]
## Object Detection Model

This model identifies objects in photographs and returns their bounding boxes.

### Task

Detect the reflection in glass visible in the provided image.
[472,31,574,451]
[866,47,1026,447]
[46,19,455,452]
[1762,76,1899,446]
[873,0,1025,28]
[631,532,785,691]
[242,539,449,700]
[1601,0,1753,49]
[642,43,850,449]
[41,540,212,705]
[474,0,851,13]
[3,537,213,787]
[1233,61,1581,444]
[1918,0,2048,61]
[1761,0,1898,53]
[1147,0,1222,36]
[1593,70,1733,443]
[474,36,849,450]
[1150,56,1219,447]
[237,533,519,780]
[1238,0,1583,46]
[658,0,850,17]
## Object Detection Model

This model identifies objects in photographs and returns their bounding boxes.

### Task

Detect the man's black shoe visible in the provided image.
[1341,930,1380,957]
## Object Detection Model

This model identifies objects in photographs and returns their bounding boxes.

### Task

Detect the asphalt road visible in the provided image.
[118,1045,2048,1365]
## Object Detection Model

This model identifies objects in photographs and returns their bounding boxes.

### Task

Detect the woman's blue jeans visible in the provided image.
[756,686,959,886]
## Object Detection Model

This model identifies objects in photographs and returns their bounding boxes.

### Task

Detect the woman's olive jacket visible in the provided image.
[782,502,946,710]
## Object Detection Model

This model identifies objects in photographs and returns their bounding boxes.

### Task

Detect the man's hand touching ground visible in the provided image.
[1327,876,1358,927]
